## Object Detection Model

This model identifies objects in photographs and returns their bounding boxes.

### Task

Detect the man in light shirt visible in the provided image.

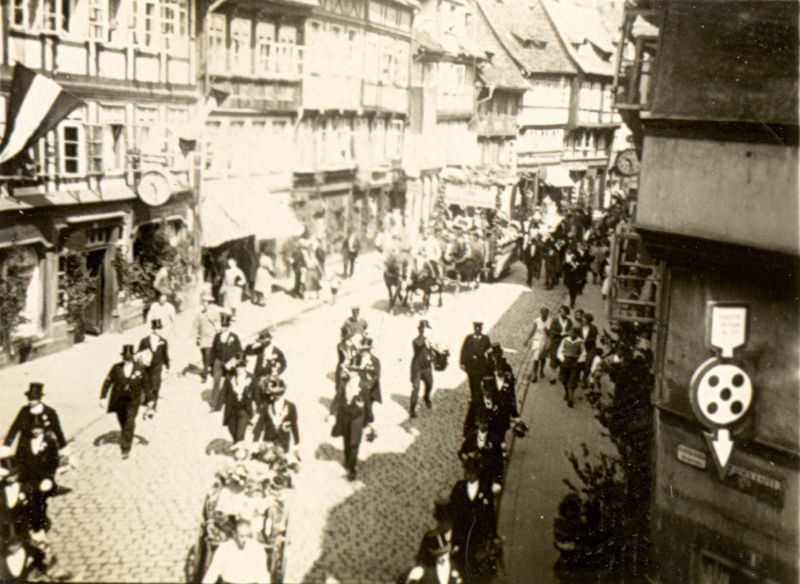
[145,293,177,333]
[202,518,271,584]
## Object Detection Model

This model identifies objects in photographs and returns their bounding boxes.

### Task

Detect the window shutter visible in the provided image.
[87,123,104,174]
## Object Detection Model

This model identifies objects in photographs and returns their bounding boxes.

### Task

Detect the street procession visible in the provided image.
[1,0,798,583]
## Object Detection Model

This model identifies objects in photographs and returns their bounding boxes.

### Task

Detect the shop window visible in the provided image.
[0,247,44,338]
[56,255,68,320]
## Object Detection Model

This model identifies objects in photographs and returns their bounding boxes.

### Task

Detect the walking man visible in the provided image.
[410,320,434,418]
[342,306,368,338]
[99,344,153,459]
[246,330,287,383]
[330,362,378,481]
[548,306,572,384]
[209,313,243,412]
[460,322,492,400]
[5,383,68,454]
[193,291,221,383]
[138,319,170,410]
[343,230,361,278]
[558,328,584,408]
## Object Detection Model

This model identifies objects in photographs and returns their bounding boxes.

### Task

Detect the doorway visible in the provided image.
[82,248,106,335]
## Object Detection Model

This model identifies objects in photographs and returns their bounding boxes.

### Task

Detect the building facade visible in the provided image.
[0,0,197,364]
[476,0,618,210]
[404,0,482,237]
[613,2,799,583]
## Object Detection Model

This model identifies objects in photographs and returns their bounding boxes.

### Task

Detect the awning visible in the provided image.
[201,177,305,248]
[0,222,52,249]
[543,166,576,188]
[443,182,497,209]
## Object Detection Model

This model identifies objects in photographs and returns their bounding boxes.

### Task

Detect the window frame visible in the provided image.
[60,123,85,177]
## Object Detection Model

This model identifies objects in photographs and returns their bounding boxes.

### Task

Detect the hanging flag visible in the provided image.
[0,63,83,166]
[178,87,230,149]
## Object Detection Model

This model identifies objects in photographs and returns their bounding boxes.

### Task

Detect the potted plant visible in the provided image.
[61,253,97,343]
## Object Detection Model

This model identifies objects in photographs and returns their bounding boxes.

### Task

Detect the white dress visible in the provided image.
[530,316,550,360]
[222,267,246,311]
[254,255,274,298]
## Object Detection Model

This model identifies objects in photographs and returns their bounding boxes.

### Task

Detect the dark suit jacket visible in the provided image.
[138,335,170,371]
[459,333,492,374]
[15,434,60,486]
[100,361,152,413]
[5,404,67,449]
[210,331,243,365]
[410,335,433,379]
[247,342,287,379]
[222,374,255,430]
[458,431,504,486]
[582,323,599,352]
[449,479,497,560]
[406,562,461,584]
[253,399,299,452]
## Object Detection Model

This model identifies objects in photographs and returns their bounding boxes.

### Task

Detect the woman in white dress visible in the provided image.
[222,258,247,317]
[253,251,275,307]
[525,306,551,383]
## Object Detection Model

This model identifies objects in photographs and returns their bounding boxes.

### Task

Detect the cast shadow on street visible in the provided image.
[92,431,149,448]
[181,363,204,378]
[301,383,468,584]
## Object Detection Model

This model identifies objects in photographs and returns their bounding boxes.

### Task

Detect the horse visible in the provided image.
[383,253,410,313]
[405,258,444,312]
[443,239,484,291]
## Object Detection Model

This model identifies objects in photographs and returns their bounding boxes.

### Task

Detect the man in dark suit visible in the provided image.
[209,313,243,412]
[245,329,287,384]
[252,378,299,455]
[351,337,382,408]
[137,319,170,410]
[14,415,61,576]
[99,344,153,459]
[459,321,492,403]
[330,356,379,481]
[4,383,67,453]
[450,456,499,583]
[459,413,505,490]
[410,320,434,418]
[405,531,462,584]
[343,230,360,278]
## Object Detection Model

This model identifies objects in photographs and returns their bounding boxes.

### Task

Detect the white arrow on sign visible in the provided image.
[705,428,734,477]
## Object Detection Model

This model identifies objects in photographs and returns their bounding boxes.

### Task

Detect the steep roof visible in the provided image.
[473,0,528,89]
[540,0,616,77]
[476,0,576,76]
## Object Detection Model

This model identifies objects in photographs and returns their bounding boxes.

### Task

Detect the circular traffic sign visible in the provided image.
[690,359,753,428]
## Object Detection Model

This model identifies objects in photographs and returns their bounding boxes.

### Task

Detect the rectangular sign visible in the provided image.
[724,464,784,509]
[676,444,708,470]
[706,302,748,358]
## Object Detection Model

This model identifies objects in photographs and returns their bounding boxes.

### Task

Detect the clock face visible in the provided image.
[615,149,639,177]
[138,172,171,207]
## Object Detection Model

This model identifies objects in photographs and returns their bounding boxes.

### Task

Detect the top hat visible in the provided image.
[461,454,481,475]
[418,320,431,330]
[220,313,233,327]
[265,377,287,395]
[359,337,373,350]
[433,493,453,523]
[121,344,136,359]
[258,329,273,341]
[25,382,44,400]
[150,319,163,330]
[473,321,484,328]
[422,530,452,558]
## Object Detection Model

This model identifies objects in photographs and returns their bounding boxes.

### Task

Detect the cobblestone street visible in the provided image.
[3,257,567,583]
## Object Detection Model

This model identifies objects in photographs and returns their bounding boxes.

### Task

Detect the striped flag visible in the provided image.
[0,63,83,165]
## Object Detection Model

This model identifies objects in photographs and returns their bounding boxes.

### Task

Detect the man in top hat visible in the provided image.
[410,320,435,419]
[252,377,299,456]
[4,383,67,454]
[209,313,243,412]
[350,336,382,411]
[415,493,455,566]
[449,456,499,583]
[406,530,462,584]
[342,306,368,339]
[459,322,492,403]
[459,411,505,490]
[246,329,287,383]
[13,413,62,576]
[221,356,255,444]
[193,291,222,383]
[137,318,170,410]
[99,344,153,459]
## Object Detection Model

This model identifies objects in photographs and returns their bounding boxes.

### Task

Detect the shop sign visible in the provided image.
[676,445,707,469]
[689,302,752,478]
[724,464,784,509]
